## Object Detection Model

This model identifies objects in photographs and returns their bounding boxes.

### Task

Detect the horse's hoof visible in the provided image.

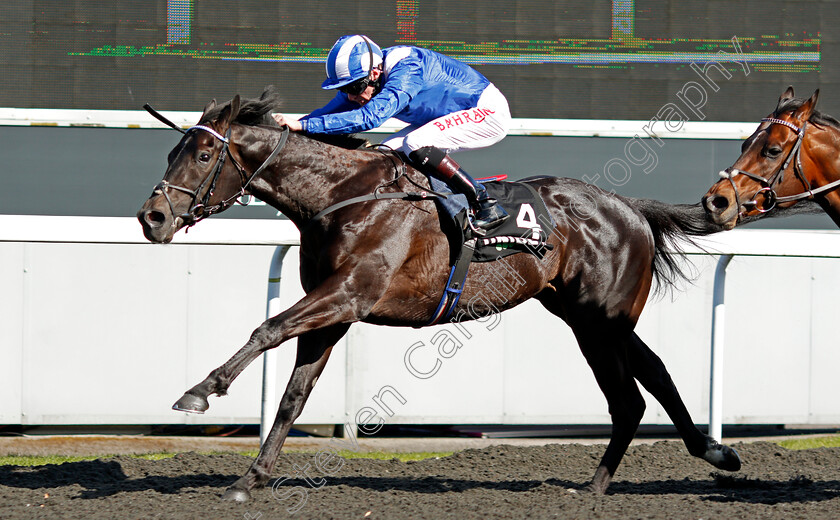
[580,483,606,495]
[703,443,741,472]
[172,393,209,414]
[221,487,251,502]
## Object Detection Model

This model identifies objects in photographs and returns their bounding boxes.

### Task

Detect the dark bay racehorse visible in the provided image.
[137,88,739,502]
[703,87,838,229]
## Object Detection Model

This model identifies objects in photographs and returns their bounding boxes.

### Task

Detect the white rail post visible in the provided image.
[261,245,292,445]
[709,253,733,442]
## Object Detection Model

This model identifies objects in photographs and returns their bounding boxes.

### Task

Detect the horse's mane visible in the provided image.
[775,96,840,130]
[201,85,371,150]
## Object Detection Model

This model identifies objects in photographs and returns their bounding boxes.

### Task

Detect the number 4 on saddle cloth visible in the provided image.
[425,174,555,326]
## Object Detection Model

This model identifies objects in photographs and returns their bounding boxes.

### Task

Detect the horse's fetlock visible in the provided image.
[252,467,272,487]
[198,379,227,398]
[687,443,707,458]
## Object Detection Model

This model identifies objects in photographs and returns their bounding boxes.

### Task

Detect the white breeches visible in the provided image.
[381,84,511,154]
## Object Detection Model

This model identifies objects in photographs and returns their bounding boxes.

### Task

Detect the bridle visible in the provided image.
[144,104,289,229]
[718,117,812,216]
[719,116,840,218]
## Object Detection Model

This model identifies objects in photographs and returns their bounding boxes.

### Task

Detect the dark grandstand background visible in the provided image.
[1,1,836,120]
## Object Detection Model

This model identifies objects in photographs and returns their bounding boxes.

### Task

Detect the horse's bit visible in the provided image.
[144,104,289,229]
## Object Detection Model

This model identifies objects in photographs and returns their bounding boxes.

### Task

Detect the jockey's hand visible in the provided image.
[272,113,302,132]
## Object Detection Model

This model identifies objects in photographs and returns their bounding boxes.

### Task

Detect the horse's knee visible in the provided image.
[276,388,307,425]
[609,392,646,427]
[626,397,646,425]
[250,319,281,347]
[277,403,296,425]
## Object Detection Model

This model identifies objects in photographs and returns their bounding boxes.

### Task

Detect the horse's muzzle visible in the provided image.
[137,207,177,243]
[702,191,740,230]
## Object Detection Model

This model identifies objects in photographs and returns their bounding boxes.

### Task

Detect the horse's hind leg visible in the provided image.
[626,332,741,471]
[573,328,648,494]
[222,324,348,502]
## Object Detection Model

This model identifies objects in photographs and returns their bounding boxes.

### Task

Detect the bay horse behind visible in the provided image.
[703,86,837,229]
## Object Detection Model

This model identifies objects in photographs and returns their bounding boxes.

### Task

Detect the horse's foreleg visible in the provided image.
[576,330,646,494]
[222,325,346,502]
[626,332,741,472]
[173,270,385,413]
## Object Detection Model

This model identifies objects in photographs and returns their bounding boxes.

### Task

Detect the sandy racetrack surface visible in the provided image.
[1,440,839,519]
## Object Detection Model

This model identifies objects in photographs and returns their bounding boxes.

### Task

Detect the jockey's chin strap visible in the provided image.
[718,117,840,217]
[144,103,289,229]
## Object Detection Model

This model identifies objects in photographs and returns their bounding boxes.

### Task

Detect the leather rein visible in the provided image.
[719,117,840,217]
[143,104,289,229]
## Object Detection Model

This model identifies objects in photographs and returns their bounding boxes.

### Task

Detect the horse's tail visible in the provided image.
[625,198,724,293]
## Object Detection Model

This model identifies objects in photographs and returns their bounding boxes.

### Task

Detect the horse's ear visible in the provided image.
[202,99,217,119]
[810,89,820,108]
[794,89,819,122]
[776,86,795,110]
[230,95,241,123]
[217,95,241,129]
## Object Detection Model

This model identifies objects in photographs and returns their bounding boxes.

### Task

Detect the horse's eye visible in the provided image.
[765,146,783,159]
[198,152,211,162]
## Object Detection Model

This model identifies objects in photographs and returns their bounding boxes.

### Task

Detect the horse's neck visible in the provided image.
[236,126,388,225]
[822,125,840,176]
[803,124,840,223]
[805,125,840,183]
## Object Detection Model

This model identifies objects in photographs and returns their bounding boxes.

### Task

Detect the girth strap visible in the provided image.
[309,191,441,223]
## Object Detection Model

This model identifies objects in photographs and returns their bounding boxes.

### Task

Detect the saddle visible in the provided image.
[425,175,555,326]
[306,170,554,327]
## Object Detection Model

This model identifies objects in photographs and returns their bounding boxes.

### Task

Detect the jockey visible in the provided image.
[273,34,511,231]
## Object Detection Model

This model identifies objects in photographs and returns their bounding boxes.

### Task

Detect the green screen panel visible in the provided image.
[0,1,831,121]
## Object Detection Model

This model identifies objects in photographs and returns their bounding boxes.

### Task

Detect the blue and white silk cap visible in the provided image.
[322,35,383,90]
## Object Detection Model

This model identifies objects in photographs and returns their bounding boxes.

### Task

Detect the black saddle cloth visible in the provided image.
[428,176,555,261]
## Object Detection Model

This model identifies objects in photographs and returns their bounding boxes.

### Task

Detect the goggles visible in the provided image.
[339,76,372,96]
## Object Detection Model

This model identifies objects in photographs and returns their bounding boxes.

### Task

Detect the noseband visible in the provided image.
[718,117,810,216]
[144,104,289,229]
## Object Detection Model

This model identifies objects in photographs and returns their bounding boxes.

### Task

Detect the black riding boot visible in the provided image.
[409,146,509,232]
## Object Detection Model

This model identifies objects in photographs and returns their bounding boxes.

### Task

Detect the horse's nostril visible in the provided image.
[145,210,167,227]
[709,195,730,210]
